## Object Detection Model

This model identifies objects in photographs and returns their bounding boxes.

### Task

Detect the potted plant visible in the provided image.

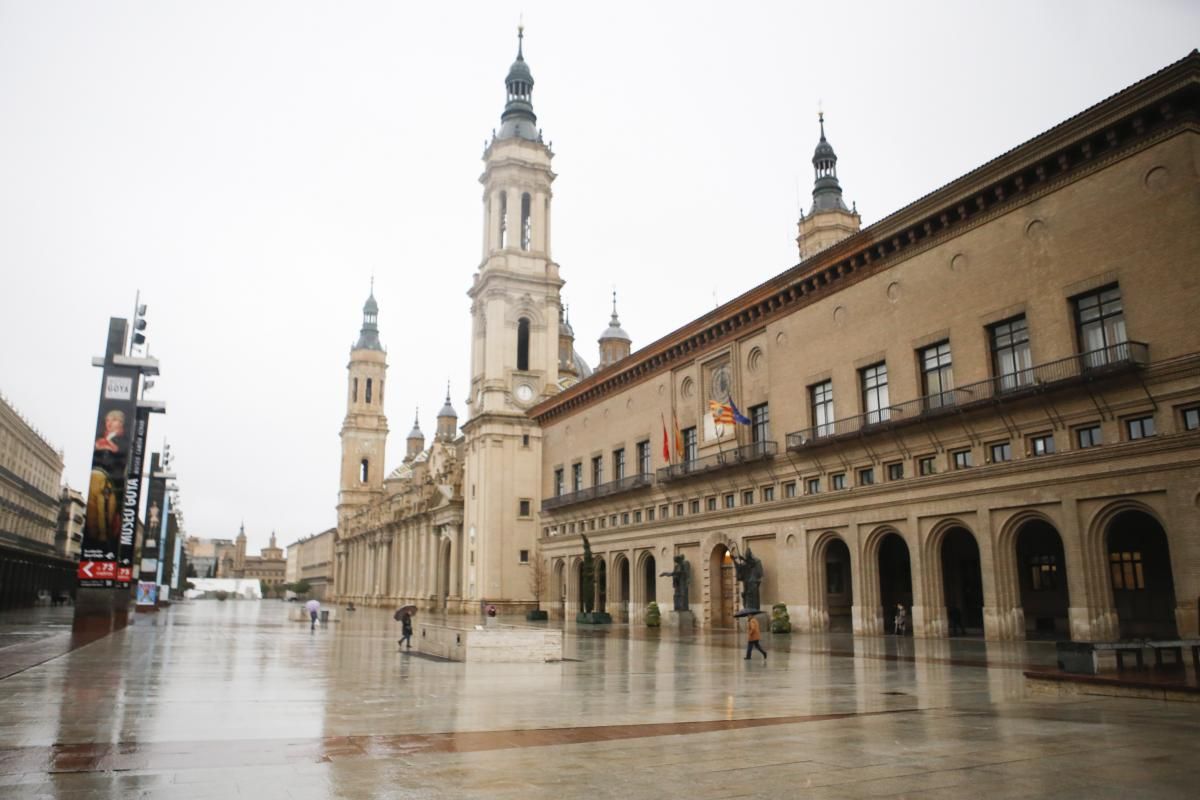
[645,601,661,627]
[770,602,792,634]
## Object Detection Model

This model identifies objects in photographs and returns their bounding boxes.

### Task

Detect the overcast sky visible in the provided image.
[2,1,1196,554]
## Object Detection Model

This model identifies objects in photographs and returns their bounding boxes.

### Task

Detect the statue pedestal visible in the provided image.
[667,610,695,630]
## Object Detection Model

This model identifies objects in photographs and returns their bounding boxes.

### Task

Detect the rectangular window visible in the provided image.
[1030,554,1058,591]
[554,468,564,497]
[572,463,583,492]
[1076,425,1102,449]
[860,363,890,424]
[810,381,834,437]
[952,449,973,470]
[921,342,954,409]
[887,462,904,481]
[589,519,596,531]
[636,440,650,475]
[365,378,373,404]
[858,468,874,486]
[706,497,717,512]
[676,502,686,517]
[1125,415,1155,440]
[613,448,626,480]
[784,481,797,498]
[1030,434,1055,456]
[621,512,630,525]
[990,315,1032,392]
[568,523,575,534]
[521,434,530,447]
[660,505,669,519]
[918,455,937,475]
[761,485,775,502]
[352,377,358,402]
[724,494,736,509]
[518,500,531,517]
[1183,407,1200,431]
[990,442,1012,463]
[634,510,642,523]
[689,500,700,514]
[750,403,769,444]
[1109,550,1144,591]
[682,428,698,463]
[742,490,754,506]
[646,508,655,522]
[610,514,618,527]
[1075,285,1127,367]
[591,455,603,487]
[519,549,529,564]
[599,517,606,529]
[830,473,846,491]
[805,478,819,495]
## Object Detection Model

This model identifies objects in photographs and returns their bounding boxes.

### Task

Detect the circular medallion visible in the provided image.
[514,383,534,404]
[710,364,732,402]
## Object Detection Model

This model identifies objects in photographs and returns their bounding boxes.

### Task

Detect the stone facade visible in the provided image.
[217,526,286,587]
[533,53,1200,641]
[335,42,1200,641]
[285,527,335,599]
[56,486,84,560]
[0,392,65,555]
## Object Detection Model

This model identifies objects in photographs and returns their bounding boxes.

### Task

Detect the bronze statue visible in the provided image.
[660,554,690,611]
[731,544,763,612]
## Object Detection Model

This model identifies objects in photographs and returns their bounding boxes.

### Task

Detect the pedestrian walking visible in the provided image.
[744,613,767,660]
[893,603,907,635]
[399,613,413,650]
[306,598,321,631]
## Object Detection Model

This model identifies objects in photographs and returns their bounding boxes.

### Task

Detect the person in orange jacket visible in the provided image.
[744,614,767,660]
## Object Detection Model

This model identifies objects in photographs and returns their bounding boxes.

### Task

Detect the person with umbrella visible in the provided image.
[305,597,321,631]
[395,605,416,650]
[743,610,766,660]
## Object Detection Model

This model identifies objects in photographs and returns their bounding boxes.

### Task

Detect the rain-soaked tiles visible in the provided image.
[0,602,1197,799]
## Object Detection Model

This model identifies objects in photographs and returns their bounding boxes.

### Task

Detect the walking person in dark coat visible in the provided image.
[398,613,413,650]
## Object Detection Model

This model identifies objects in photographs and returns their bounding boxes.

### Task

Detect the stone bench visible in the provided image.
[1056,639,1200,675]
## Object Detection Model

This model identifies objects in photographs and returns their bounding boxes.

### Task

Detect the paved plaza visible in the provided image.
[0,602,1197,799]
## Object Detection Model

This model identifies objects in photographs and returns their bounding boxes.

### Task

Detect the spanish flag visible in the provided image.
[661,413,671,463]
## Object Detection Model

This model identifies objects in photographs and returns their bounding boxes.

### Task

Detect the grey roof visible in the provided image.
[573,348,593,379]
[810,113,849,214]
[497,28,539,142]
[355,292,384,351]
[438,387,457,419]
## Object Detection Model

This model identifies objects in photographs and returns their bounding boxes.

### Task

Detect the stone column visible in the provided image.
[449,524,461,605]
[1167,487,1199,637]
[1062,496,1118,640]
[974,512,1006,641]
[907,524,935,639]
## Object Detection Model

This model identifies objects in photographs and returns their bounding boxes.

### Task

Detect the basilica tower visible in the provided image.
[462,28,564,609]
[337,289,388,529]
[796,113,861,260]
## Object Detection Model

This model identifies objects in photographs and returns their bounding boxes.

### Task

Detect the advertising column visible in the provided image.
[136,451,164,610]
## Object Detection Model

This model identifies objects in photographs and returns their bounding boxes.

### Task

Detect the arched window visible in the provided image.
[360,459,369,484]
[498,191,508,249]
[517,317,530,371]
[366,378,373,404]
[520,193,532,250]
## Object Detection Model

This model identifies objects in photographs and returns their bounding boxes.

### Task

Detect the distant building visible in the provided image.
[184,536,233,579]
[218,525,286,588]
[286,528,335,599]
[56,486,85,560]
[0,392,73,607]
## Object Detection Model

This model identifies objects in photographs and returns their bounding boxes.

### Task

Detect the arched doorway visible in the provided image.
[1107,510,1177,638]
[643,554,656,605]
[941,527,983,636]
[878,533,912,635]
[825,539,853,632]
[595,559,607,614]
[709,544,735,627]
[1016,520,1069,639]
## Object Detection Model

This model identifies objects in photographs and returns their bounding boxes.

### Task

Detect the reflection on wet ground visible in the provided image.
[1,602,1197,799]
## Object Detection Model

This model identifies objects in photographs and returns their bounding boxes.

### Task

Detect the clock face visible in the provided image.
[514,383,535,403]
[710,364,732,402]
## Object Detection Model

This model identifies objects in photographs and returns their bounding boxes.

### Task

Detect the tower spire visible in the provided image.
[498,24,538,141]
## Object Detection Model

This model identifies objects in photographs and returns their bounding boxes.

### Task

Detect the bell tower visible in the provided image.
[797,112,861,260]
[463,27,562,610]
[338,287,389,529]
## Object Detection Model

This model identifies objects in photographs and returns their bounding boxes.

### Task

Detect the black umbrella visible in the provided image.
[734,608,765,618]
[393,605,417,621]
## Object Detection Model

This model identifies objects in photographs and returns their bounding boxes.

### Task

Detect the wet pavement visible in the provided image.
[1,601,1197,798]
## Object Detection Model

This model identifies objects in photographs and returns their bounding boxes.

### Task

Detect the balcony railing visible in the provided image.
[541,472,654,512]
[656,440,778,483]
[786,341,1148,450]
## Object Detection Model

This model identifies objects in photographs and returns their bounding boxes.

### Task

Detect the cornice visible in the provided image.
[530,51,1200,426]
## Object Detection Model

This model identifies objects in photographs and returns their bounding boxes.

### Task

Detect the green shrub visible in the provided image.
[770,602,791,633]
[645,601,661,627]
